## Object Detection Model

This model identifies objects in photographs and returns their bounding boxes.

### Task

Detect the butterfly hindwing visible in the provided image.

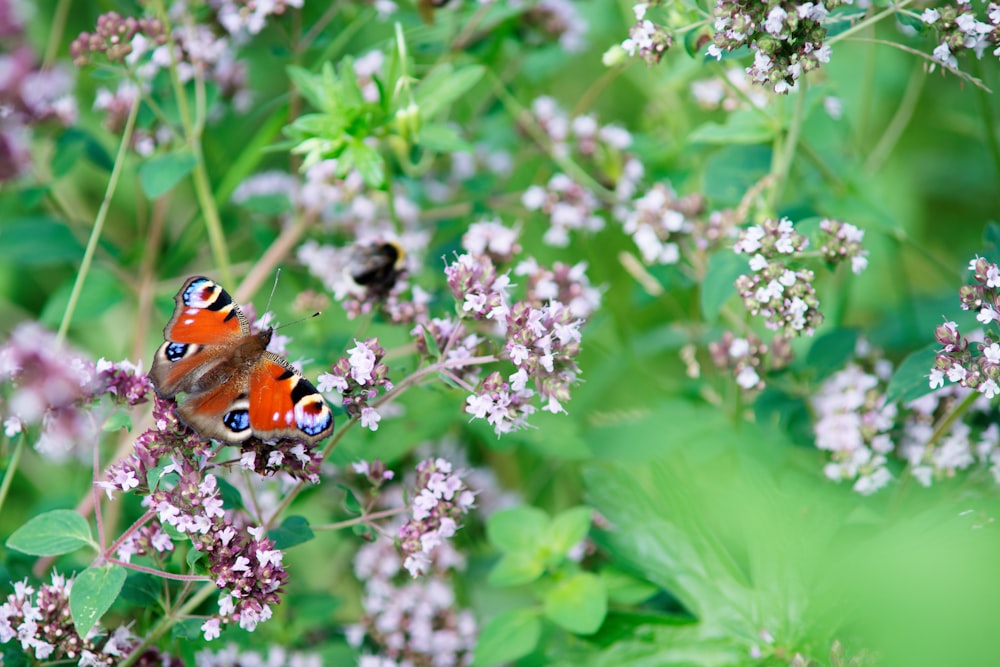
[176,376,255,443]
[248,354,334,444]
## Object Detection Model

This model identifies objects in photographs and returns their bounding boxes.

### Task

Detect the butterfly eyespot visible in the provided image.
[165,342,189,362]
[223,409,250,433]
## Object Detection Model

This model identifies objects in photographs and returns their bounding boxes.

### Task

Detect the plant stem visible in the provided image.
[311,507,406,532]
[107,559,213,582]
[154,0,232,284]
[864,65,925,172]
[973,58,1000,187]
[765,79,807,214]
[120,582,217,667]
[0,438,25,518]
[56,96,140,345]
[42,0,72,69]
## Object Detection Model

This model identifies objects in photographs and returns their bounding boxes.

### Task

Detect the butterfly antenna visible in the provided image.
[276,311,322,331]
[264,269,281,315]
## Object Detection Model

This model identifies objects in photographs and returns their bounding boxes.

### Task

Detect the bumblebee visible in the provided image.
[347,240,407,298]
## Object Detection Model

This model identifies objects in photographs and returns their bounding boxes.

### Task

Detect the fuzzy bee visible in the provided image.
[346,240,407,299]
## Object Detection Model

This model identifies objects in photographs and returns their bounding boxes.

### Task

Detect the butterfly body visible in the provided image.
[150,277,334,445]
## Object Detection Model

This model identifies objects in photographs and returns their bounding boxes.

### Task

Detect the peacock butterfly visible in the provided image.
[149,276,334,445]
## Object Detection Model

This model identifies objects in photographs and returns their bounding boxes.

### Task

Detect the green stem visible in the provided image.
[42,0,73,69]
[56,97,140,345]
[0,438,25,518]
[120,582,217,667]
[926,390,979,450]
[864,65,925,172]
[827,0,913,45]
[765,79,808,215]
[311,507,406,532]
[154,0,232,284]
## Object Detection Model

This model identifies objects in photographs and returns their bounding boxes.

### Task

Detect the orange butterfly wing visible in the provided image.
[248,354,334,444]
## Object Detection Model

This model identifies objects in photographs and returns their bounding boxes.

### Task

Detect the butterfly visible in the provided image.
[150,276,334,445]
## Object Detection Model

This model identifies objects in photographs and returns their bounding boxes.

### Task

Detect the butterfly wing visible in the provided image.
[176,375,255,443]
[248,353,334,444]
[150,276,250,398]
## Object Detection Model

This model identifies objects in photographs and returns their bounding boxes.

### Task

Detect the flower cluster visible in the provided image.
[502,300,583,414]
[522,0,589,52]
[618,183,697,265]
[708,331,793,391]
[733,218,822,336]
[351,530,476,667]
[0,1,77,181]
[0,322,107,460]
[516,258,603,319]
[922,2,1000,70]
[399,458,476,577]
[318,338,393,431]
[95,358,155,406]
[929,257,1000,398]
[462,219,522,264]
[0,573,140,664]
[622,2,673,65]
[812,360,896,495]
[522,173,606,247]
[445,253,513,322]
[210,0,304,41]
[816,218,869,274]
[900,386,996,486]
[72,9,252,155]
[68,11,165,65]
[708,0,849,93]
[465,370,538,436]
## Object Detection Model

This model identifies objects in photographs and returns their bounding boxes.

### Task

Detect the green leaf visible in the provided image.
[340,484,363,515]
[214,477,244,511]
[345,139,384,188]
[703,145,771,207]
[417,123,472,153]
[138,152,198,198]
[6,509,94,556]
[269,515,315,549]
[172,618,205,640]
[488,551,546,586]
[806,328,860,380]
[600,567,659,605]
[69,565,127,638]
[0,217,84,266]
[548,507,592,558]
[486,506,550,552]
[287,65,327,110]
[472,608,542,666]
[689,110,774,145]
[543,572,607,635]
[187,547,205,569]
[103,409,133,432]
[700,251,748,320]
[120,573,160,606]
[886,343,939,405]
[414,65,485,120]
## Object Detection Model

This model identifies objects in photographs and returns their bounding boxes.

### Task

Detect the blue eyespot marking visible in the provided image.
[165,342,189,362]
[223,409,250,433]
